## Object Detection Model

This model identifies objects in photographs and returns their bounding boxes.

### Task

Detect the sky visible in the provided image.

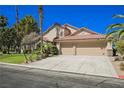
[0,5,124,34]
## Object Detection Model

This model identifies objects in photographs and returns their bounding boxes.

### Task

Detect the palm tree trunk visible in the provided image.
[38,5,43,58]
[7,45,10,54]
[15,5,21,53]
[15,5,19,25]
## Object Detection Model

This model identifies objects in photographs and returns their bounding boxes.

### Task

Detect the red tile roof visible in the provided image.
[63,24,78,30]
[55,34,105,41]
[63,24,78,35]
[71,27,99,36]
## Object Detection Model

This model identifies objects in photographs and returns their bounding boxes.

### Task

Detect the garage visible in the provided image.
[61,42,74,55]
[76,41,106,56]
[60,40,107,56]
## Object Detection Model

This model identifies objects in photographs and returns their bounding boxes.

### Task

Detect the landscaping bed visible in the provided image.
[111,59,124,78]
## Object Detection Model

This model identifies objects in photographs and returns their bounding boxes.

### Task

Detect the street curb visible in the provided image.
[0,61,121,80]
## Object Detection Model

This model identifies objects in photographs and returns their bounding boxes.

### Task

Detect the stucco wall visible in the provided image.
[44,27,64,42]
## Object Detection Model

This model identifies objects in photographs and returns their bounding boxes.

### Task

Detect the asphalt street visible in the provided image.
[0,63,124,88]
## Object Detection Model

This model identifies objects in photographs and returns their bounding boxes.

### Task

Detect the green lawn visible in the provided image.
[0,54,37,64]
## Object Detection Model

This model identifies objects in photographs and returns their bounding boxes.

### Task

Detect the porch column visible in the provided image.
[106,41,113,56]
[73,43,76,55]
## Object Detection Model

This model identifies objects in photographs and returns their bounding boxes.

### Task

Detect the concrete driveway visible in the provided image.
[26,55,118,78]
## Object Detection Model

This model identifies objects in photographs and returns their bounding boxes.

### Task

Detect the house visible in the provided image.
[43,23,113,56]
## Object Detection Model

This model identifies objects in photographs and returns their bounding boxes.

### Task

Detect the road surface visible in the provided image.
[0,63,124,88]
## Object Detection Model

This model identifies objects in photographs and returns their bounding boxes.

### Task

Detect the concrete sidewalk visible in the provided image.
[25,55,118,78]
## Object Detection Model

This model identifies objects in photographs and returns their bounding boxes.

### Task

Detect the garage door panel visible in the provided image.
[76,42,105,56]
[76,48,104,55]
[61,43,74,55]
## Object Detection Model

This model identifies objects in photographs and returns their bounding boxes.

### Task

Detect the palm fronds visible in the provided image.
[106,14,124,40]
[106,23,124,31]
[113,14,124,19]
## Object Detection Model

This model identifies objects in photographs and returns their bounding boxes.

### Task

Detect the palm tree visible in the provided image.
[15,5,19,26]
[38,5,43,58]
[0,16,8,30]
[19,15,38,35]
[106,14,124,56]
[38,5,43,36]
[106,14,124,40]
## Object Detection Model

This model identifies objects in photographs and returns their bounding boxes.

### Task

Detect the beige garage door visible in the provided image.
[61,43,74,55]
[76,42,105,56]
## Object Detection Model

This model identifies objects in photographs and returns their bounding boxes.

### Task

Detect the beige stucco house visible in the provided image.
[43,23,113,56]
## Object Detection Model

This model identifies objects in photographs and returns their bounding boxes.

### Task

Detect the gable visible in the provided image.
[44,23,65,41]
[43,23,62,35]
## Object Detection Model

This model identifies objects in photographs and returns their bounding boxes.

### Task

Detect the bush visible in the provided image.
[116,40,124,56]
[41,43,58,56]
[2,50,7,54]
[35,43,58,59]
[23,49,32,54]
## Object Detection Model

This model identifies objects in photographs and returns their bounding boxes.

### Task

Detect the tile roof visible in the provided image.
[63,24,78,35]
[43,23,106,42]
[55,34,105,41]
[63,24,78,30]
[71,27,99,36]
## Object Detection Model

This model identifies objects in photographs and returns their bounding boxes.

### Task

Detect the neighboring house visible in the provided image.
[44,23,113,56]
[21,32,48,53]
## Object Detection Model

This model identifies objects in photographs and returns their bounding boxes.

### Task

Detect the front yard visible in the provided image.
[0,54,37,64]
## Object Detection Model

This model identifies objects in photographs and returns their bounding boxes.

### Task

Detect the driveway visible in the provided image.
[26,55,118,78]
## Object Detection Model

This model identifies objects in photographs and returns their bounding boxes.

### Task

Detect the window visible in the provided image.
[60,31,63,37]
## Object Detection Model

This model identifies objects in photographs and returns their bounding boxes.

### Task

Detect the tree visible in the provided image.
[12,15,38,52]
[0,16,8,30]
[19,15,38,35]
[1,28,16,54]
[116,40,124,56]
[12,26,23,53]
[21,32,41,62]
[106,14,124,40]
[0,16,8,51]
[15,5,19,25]
[38,5,43,58]
[21,32,40,47]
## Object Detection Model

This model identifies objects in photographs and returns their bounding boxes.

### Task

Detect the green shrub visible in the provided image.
[42,43,58,56]
[116,40,124,55]
[23,49,32,54]
[2,50,7,54]
[35,43,58,59]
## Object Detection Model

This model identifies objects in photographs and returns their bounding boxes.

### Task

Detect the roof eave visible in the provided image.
[55,38,106,42]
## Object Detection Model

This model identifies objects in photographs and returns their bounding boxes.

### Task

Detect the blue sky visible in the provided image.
[0,5,124,34]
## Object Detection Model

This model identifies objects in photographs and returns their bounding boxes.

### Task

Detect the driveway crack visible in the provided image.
[95,79,107,86]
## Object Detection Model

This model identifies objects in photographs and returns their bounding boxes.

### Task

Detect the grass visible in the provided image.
[0,54,37,64]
